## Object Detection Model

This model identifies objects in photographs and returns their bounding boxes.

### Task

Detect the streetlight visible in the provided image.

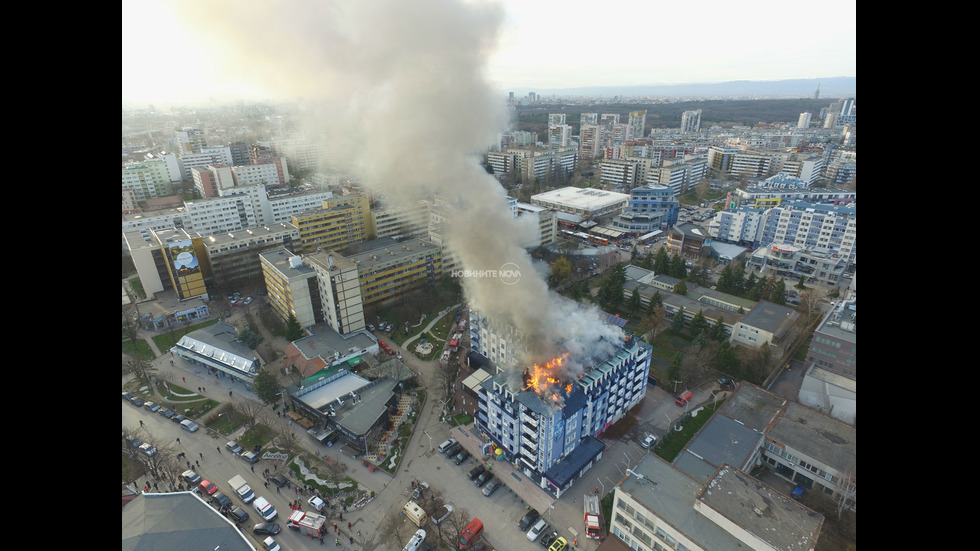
[596,477,605,495]
[218,412,232,434]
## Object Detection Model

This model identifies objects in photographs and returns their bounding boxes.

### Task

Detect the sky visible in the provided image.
[122,0,856,107]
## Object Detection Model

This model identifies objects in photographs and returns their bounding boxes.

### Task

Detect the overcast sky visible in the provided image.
[122,0,856,107]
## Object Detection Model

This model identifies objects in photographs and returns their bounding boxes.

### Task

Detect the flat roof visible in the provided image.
[531,186,629,209]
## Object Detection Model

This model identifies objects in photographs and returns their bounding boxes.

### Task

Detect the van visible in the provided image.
[675,390,693,406]
[438,438,457,454]
[254,496,277,521]
[459,518,484,549]
[403,500,428,527]
[402,529,426,551]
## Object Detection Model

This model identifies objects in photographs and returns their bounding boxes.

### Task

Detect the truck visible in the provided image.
[228,475,255,504]
[584,494,602,539]
[403,500,428,527]
[287,509,327,538]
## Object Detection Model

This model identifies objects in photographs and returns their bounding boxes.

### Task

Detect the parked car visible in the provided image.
[159,408,176,420]
[261,536,280,551]
[253,497,278,521]
[308,495,326,512]
[467,465,486,481]
[527,519,550,542]
[438,438,457,454]
[718,376,735,387]
[126,435,142,448]
[226,441,244,455]
[269,474,288,488]
[519,509,540,531]
[549,536,569,551]
[122,392,133,401]
[385,323,393,332]
[171,414,186,424]
[181,419,200,432]
[412,481,429,501]
[229,506,249,524]
[212,491,232,509]
[474,471,492,487]
[367,323,375,332]
[182,470,201,484]
[432,504,454,525]
[453,450,471,465]
[143,401,160,413]
[253,522,281,536]
[244,296,253,304]
[199,480,218,495]
[540,530,559,547]
[130,397,145,407]
[403,529,426,551]
[482,477,500,496]
[640,434,657,449]
[139,443,158,457]
[443,443,461,458]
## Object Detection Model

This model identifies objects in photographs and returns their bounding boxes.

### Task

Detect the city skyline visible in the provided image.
[122,0,856,108]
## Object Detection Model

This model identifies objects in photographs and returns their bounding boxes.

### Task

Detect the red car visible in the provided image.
[200,480,218,495]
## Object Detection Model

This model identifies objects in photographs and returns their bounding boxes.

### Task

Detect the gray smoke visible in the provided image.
[167,0,623,385]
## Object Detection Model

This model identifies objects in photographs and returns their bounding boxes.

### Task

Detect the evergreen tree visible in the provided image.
[711,315,727,342]
[284,313,305,341]
[689,310,710,336]
[673,280,688,296]
[641,251,654,269]
[252,367,281,405]
[771,278,787,305]
[627,288,642,314]
[668,352,683,388]
[651,290,663,307]
[653,247,671,274]
[671,307,686,332]
[716,340,740,374]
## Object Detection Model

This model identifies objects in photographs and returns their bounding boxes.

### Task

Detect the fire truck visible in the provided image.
[584,494,602,539]
[286,509,327,538]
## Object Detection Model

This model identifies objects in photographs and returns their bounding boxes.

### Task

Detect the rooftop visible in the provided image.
[531,186,629,209]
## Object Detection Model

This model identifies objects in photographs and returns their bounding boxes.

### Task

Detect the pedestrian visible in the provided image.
[198,387,201,392]
[357,530,361,537]
[264,481,269,488]
[187,461,191,469]
[182,376,185,382]
[319,534,324,546]
[229,390,233,397]
[176,438,181,444]
[276,486,280,494]
[277,411,281,417]
[348,522,352,530]
[153,483,158,490]
[250,465,254,472]
[202,387,205,392]
[349,536,353,544]
[139,420,144,427]
[170,360,174,365]
[335,538,339,546]
[339,513,343,521]
[199,452,204,459]
[196,460,200,467]
[217,447,221,454]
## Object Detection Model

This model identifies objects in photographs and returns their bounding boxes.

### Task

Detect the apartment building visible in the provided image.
[515,202,558,247]
[203,222,300,290]
[260,249,325,330]
[122,159,179,202]
[290,193,372,254]
[472,316,652,498]
[800,290,856,424]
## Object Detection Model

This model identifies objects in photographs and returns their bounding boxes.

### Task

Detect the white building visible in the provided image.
[530,187,629,220]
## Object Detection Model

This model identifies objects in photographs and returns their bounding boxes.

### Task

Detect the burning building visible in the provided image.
[473,317,652,498]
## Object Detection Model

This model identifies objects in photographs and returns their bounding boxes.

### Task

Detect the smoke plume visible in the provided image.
[166,0,623,388]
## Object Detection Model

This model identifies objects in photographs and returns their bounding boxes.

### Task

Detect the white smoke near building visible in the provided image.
[165,0,623,386]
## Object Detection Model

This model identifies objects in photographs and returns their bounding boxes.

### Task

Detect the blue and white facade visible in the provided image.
[611,185,679,234]
[475,334,652,498]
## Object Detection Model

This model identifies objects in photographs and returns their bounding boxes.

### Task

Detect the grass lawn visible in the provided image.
[654,400,721,462]
[122,338,155,362]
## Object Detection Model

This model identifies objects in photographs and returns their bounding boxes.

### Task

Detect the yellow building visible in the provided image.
[291,193,372,254]
[154,228,210,300]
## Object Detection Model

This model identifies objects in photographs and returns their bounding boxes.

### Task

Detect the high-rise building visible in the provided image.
[175,128,206,154]
[797,112,812,129]
[681,109,702,133]
[628,110,647,140]
[470,308,652,498]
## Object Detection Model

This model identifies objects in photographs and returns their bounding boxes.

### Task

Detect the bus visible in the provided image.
[459,517,484,549]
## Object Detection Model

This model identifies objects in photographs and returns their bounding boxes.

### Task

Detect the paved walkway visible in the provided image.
[401,303,461,350]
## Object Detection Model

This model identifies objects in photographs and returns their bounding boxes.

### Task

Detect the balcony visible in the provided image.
[522,423,538,439]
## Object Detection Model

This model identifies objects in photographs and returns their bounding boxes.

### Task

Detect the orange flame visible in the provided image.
[527,353,572,402]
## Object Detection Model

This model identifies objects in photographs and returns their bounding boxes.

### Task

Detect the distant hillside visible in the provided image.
[506,77,855,100]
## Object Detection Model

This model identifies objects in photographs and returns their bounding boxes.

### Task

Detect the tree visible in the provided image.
[252,367,281,405]
[127,357,157,386]
[122,287,143,352]
[653,247,670,274]
[236,326,263,349]
[627,289,642,315]
[597,263,626,309]
[643,305,668,341]
[688,310,710,337]
[669,253,687,278]
[715,340,740,376]
[834,469,857,520]
[710,315,728,342]
[670,307,686,333]
[231,398,266,430]
[630,246,639,263]
[284,313,305,341]
[771,278,787,305]
[650,290,663,308]
[795,275,808,291]
[640,251,654,270]
[549,255,572,288]
[673,280,688,296]
[668,352,683,388]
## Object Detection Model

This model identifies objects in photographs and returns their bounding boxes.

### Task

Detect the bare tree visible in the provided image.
[834,469,856,519]
[642,306,669,341]
[438,506,471,549]
[127,357,157,386]
[232,399,265,430]
[680,343,717,386]
[376,511,412,549]
[122,287,144,351]
[798,288,827,321]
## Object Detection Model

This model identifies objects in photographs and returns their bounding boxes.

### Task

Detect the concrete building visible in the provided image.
[202,222,300,291]
[338,237,442,308]
[611,456,823,551]
[122,159,179,202]
[260,249,325,330]
[598,158,641,189]
[515,202,558,247]
[681,109,702,133]
[530,187,629,220]
[178,147,234,181]
[610,185,679,234]
[171,322,261,389]
[191,164,235,197]
[370,200,430,241]
[472,322,652,498]
[665,223,709,259]
[130,227,210,301]
[290,193,372,254]
[123,492,256,551]
[729,300,799,350]
[799,289,856,424]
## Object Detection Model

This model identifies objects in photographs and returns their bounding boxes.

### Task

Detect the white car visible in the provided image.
[180,419,199,432]
[432,504,454,525]
[139,443,158,457]
[308,495,326,512]
[253,497,277,521]
[641,434,657,449]
[527,518,549,542]
[402,529,426,551]
[262,536,280,551]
